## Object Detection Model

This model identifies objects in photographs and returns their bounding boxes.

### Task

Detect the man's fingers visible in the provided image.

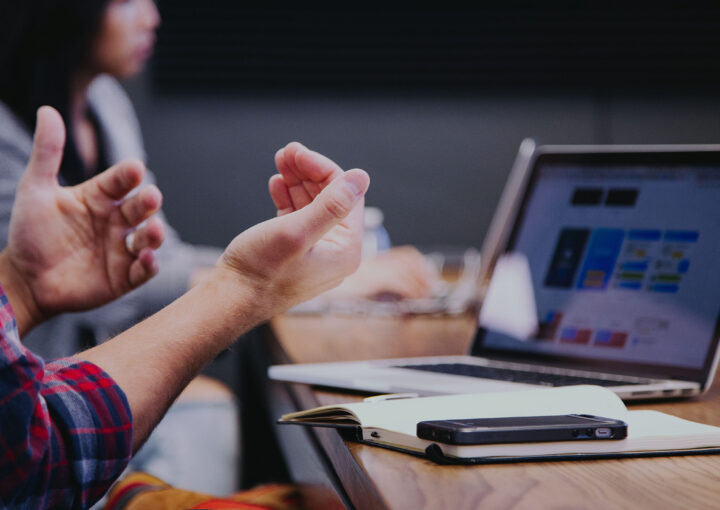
[129,217,165,253]
[287,184,314,211]
[268,175,294,216]
[294,147,344,186]
[291,145,343,202]
[73,160,149,216]
[26,106,65,183]
[275,142,345,209]
[119,185,163,227]
[274,143,304,187]
[275,144,312,209]
[302,180,322,199]
[285,168,370,247]
[91,159,145,200]
[128,248,159,288]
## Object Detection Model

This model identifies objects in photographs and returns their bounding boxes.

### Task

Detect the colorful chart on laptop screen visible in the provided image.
[482,164,720,370]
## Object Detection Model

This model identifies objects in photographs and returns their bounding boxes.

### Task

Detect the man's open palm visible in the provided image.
[5,107,165,327]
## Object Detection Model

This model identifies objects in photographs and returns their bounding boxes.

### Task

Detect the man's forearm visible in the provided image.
[77,164,369,452]
[77,269,264,451]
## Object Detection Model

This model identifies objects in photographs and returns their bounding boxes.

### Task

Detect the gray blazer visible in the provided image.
[0,75,221,358]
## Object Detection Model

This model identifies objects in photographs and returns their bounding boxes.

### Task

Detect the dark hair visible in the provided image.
[0,0,111,184]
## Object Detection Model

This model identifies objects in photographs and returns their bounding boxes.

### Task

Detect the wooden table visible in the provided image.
[265,312,720,510]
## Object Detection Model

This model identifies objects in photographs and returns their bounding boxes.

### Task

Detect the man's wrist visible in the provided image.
[0,250,45,336]
[202,267,273,336]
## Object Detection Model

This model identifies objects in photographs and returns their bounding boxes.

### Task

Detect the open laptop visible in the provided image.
[269,141,720,400]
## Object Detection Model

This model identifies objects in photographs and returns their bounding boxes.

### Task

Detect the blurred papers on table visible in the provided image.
[288,248,481,317]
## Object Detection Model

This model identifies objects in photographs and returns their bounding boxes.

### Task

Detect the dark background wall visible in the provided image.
[124,3,720,252]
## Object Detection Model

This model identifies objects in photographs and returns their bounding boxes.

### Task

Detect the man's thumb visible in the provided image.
[292,169,370,246]
[26,106,65,182]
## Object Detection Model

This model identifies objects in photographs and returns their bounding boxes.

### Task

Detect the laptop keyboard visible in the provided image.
[396,363,646,387]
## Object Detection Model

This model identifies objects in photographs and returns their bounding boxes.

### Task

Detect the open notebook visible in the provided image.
[279,386,720,464]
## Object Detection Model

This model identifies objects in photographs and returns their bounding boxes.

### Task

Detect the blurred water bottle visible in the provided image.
[363,206,391,258]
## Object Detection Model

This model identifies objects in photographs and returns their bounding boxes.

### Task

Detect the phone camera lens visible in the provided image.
[571,429,579,437]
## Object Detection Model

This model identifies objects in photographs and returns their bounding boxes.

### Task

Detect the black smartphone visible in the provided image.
[416,414,628,445]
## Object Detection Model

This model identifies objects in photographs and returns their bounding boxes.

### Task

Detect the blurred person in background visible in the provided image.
[0,0,437,497]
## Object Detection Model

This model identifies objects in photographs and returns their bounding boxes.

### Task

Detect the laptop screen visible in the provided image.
[476,149,720,382]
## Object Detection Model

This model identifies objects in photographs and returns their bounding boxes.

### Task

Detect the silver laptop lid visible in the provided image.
[472,143,720,388]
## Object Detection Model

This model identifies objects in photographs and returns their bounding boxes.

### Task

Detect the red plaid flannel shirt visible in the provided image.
[0,285,132,509]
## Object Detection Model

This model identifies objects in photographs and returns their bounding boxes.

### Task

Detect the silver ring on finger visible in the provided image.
[125,231,137,255]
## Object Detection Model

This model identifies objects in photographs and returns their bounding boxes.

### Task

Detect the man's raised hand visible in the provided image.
[216,143,369,319]
[0,106,165,335]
